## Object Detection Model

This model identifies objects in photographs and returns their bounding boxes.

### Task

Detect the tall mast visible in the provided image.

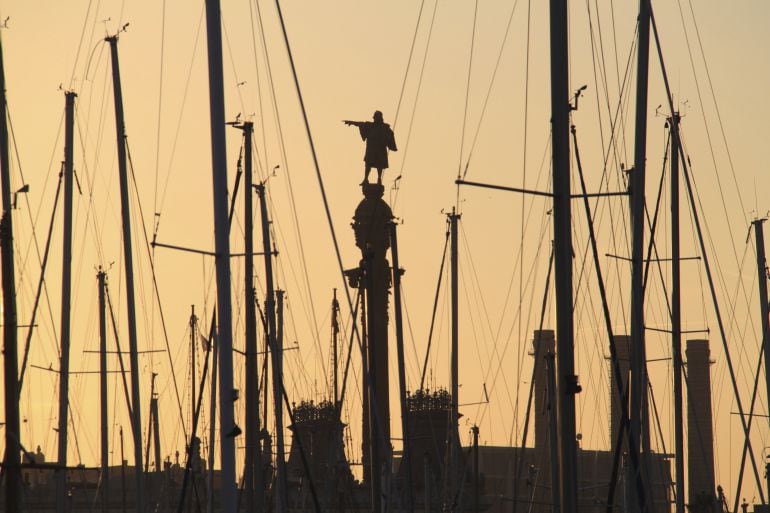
[276,289,287,507]
[98,270,109,513]
[548,1,578,512]
[389,221,413,513]
[363,246,382,513]
[151,398,161,473]
[752,218,770,426]
[144,373,159,472]
[472,425,480,513]
[263,300,270,425]
[256,182,286,513]
[191,306,197,425]
[670,112,685,513]
[55,90,77,513]
[207,328,218,513]
[120,426,126,513]
[0,34,22,512]
[449,208,460,498]
[240,121,262,513]
[105,35,145,512]
[630,2,652,503]
[545,351,562,513]
[332,289,340,405]
[151,373,161,473]
[203,0,238,509]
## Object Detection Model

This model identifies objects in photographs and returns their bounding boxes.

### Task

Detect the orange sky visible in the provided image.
[1,0,769,506]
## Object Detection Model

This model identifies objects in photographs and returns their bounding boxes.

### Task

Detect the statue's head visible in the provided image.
[373,110,384,122]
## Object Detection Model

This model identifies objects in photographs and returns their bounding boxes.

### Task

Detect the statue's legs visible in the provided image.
[376,168,383,185]
[362,166,372,185]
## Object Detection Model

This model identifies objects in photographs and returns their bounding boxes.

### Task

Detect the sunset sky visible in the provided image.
[1,0,770,506]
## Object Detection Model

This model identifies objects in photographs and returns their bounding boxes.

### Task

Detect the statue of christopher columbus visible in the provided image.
[343,110,397,185]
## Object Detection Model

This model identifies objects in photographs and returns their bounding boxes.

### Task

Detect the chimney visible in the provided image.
[686,339,716,508]
[532,329,556,511]
[533,329,555,452]
[610,335,632,450]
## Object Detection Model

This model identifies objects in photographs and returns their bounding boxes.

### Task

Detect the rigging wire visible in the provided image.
[673,4,766,438]
[400,284,425,383]
[466,137,552,435]
[419,219,449,389]
[459,222,516,413]
[126,139,188,440]
[510,247,552,513]
[252,0,328,390]
[155,5,205,218]
[460,0,522,181]
[5,98,61,402]
[516,0,531,448]
[104,276,136,427]
[392,0,426,131]
[67,0,95,90]
[589,29,639,332]
[678,0,748,220]
[247,0,270,174]
[679,144,739,350]
[681,124,760,393]
[18,173,63,393]
[272,0,363,397]
[476,202,551,429]
[7,106,63,358]
[389,0,439,213]
[150,0,167,377]
[153,0,166,226]
[455,0,479,208]
[221,20,247,115]
[651,9,767,498]
[682,126,761,392]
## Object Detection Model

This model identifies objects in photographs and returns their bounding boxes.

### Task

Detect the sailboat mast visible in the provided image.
[670,112,685,513]
[207,327,218,513]
[332,289,339,405]
[545,352,562,513]
[256,182,286,512]
[752,218,770,427]
[389,221,414,513]
[548,1,578,512]
[0,35,22,513]
[55,90,76,513]
[152,380,163,474]
[191,306,197,428]
[472,425,479,513]
[276,289,287,507]
[151,374,161,473]
[106,35,146,512]
[448,208,461,504]
[98,270,109,513]
[120,426,126,513]
[630,1,652,495]
[202,0,238,508]
[241,120,263,513]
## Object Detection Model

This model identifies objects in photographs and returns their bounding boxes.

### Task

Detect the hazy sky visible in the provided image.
[1,0,770,505]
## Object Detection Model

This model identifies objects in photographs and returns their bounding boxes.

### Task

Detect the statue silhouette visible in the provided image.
[343,110,397,185]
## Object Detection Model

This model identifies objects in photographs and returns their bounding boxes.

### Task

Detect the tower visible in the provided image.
[686,339,716,512]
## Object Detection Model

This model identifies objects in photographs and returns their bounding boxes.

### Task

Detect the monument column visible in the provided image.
[352,183,393,486]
